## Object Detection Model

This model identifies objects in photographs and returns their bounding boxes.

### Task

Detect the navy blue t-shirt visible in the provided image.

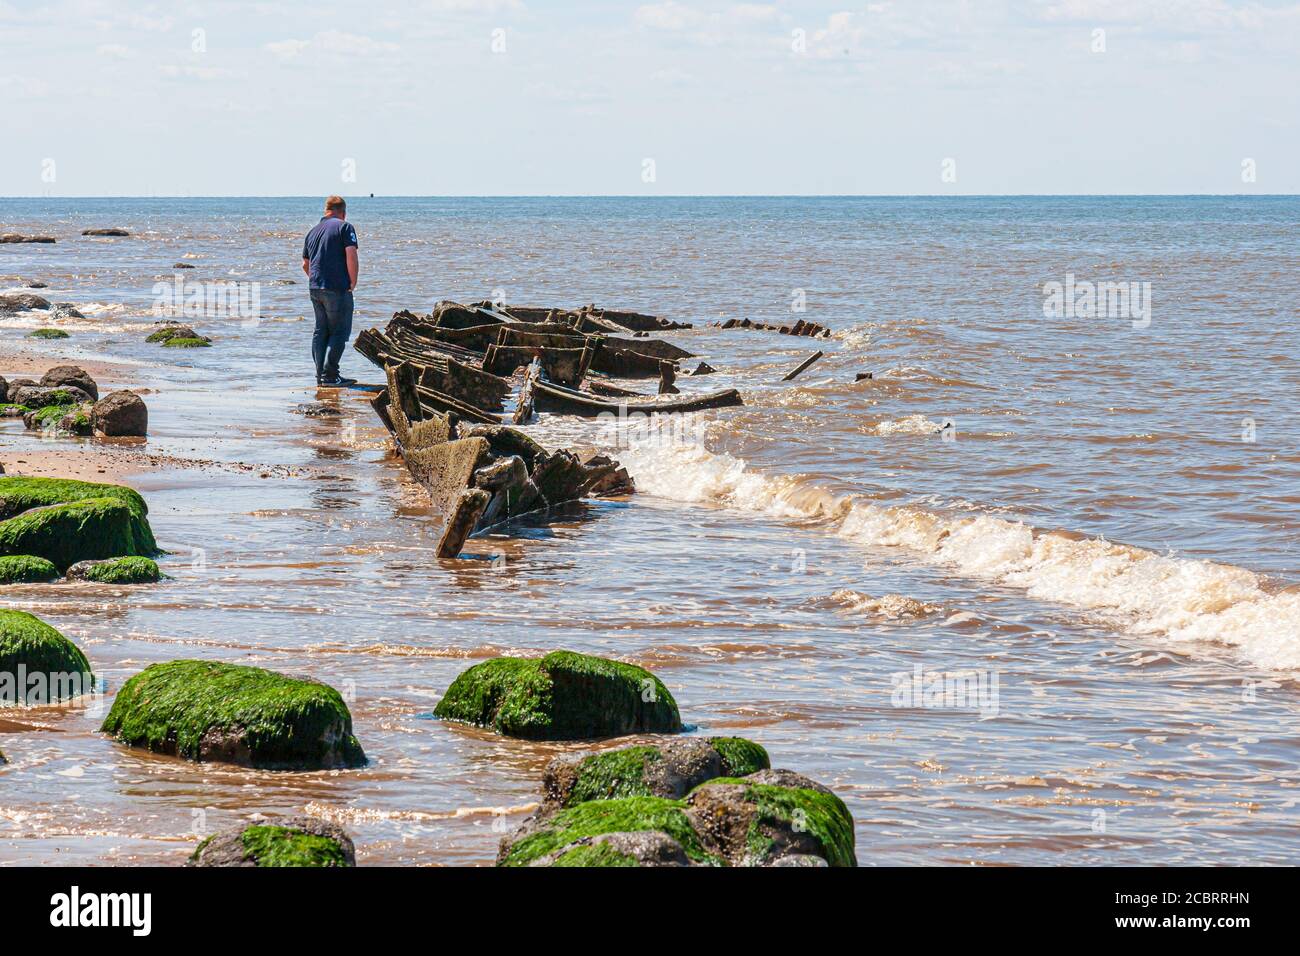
[302,216,358,292]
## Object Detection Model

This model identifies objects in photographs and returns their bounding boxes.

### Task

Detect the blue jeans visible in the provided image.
[310,288,354,380]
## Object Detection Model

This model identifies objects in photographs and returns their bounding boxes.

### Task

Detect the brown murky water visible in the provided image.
[1,197,1298,865]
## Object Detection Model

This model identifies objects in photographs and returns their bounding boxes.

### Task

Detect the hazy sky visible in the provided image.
[1,0,1296,195]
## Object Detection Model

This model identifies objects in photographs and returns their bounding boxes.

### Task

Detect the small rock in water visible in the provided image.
[188,816,356,868]
[0,292,52,313]
[49,303,84,320]
[855,372,873,381]
[689,362,716,376]
[81,227,130,237]
[65,556,161,583]
[293,402,343,418]
[91,390,148,437]
[172,262,196,269]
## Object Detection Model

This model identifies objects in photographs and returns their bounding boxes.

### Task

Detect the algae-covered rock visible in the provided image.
[189,816,355,867]
[685,769,857,867]
[709,736,772,777]
[146,324,196,344]
[9,385,92,409]
[0,476,157,571]
[434,650,682,740]
[0,476,153,522]
[0,497,154,571]
[24,403,89,434]
[28,328,69,340]
[533,830,691,868]
[498,796,715,867]
[543,736,770,809]
[100,659,366,770]
[162,336,212,348]
[499,766,857,867]
[0,608,94,705]
[66,556,161,583]
[56,406,94,436]
[0,554,60,584]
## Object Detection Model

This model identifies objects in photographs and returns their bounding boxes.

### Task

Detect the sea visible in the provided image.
[0,195,1297,865]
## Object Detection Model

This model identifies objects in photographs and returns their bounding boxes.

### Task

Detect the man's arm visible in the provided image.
[346,246,359,291]
[301,257,310,278]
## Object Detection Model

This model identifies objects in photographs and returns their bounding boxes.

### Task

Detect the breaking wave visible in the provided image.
[617,437,1300,671]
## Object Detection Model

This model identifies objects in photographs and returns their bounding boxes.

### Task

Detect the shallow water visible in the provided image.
[0,196,1297,865]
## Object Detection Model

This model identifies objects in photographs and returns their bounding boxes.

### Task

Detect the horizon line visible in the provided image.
[1,193,1296,200]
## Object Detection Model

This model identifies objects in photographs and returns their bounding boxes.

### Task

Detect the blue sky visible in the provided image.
[1,0,1296,195]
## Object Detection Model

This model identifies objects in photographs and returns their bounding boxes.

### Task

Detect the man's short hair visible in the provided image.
[324,195,347,213]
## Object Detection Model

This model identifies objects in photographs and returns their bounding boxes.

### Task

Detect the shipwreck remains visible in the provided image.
[357,300,734,556]
[714,317,831,338]
[355,301,742,423]
[372,361,634,556]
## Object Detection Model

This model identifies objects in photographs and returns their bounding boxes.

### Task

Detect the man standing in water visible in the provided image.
[302,195,359,387]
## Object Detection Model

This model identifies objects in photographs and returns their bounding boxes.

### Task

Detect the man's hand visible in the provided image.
[301,257,309,278]
[346,246,359,292]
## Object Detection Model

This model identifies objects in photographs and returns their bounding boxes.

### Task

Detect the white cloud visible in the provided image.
[159,64,241,80]
[96,43,134,59]
[635,1,703,31]
[266,38,311,58]
[265,30,400,59]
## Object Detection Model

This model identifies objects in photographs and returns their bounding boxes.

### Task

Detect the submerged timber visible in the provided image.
[355,301,730,555]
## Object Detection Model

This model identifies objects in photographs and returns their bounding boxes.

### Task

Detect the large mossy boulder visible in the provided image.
[544,736,770,809]
[0,476,157,571]
[685,769,857,868]
[100,660,366,770]
[0,554,60,584]
[0,608,94,705]
[499,768,856,868]
[434,651,682,740]
[499,796,716,867]
[66,556,161,583]
[189,816,355,867]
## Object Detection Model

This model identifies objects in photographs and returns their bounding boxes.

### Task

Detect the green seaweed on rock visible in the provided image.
[100,659,366,769]
[434,650,681,740]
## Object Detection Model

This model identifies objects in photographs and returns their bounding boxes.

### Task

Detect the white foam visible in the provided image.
[867,414,944,436]
[617,436,1300,671]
